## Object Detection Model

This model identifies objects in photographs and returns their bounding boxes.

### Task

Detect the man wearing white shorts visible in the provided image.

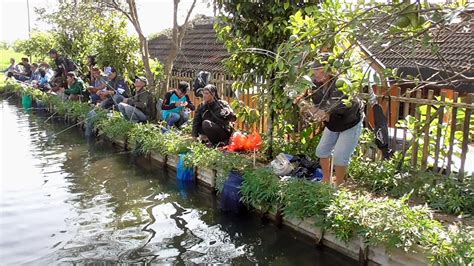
[309,59,364,186]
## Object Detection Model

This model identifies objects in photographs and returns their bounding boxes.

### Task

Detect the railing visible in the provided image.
[168,70,473,177]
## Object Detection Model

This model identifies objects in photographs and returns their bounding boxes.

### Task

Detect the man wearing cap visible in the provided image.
[48,49,77,79]
[161,81,195,128]
[117,76,155,123]
[304,56,363,186]
[99,67,130,109]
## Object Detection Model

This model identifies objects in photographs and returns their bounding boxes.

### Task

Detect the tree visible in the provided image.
[98,0,155,90]
[13,31,57,61]
[215,1,469,158]
[163,0,197,92]
[215,1,310,157]
[35,1,140,78]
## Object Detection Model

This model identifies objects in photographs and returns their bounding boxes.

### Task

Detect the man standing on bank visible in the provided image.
[307,58,364,186]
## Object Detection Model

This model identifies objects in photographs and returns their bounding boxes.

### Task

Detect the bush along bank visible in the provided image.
[1,82,473,265]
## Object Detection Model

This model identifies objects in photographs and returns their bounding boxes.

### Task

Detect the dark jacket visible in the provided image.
[127,88,155,120]
[192,100,236,137]
[107,76,130,98]
[311,81,363,132]
[54,55,77,78]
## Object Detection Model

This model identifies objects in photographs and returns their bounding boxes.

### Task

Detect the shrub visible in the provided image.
[281,180,335,223]
[241,168,282,212]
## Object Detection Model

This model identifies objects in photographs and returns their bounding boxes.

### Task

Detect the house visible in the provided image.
[148,16,228,74]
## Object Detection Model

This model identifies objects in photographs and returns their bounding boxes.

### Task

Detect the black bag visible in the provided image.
[221,171,245,214]
[373,103,393,159]
[193,71,211,97]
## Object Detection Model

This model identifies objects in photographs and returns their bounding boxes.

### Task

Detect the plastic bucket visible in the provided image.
[21,95,33,109]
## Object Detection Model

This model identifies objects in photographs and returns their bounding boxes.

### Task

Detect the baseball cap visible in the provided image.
[104,66,116,76]
[135,75,148,85]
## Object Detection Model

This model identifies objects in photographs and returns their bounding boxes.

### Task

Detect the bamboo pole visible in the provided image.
[433,91,446,173]
[458,93,473,180]
[445,92,459,175]
[421,90,434,170]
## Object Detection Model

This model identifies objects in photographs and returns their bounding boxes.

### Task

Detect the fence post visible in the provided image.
[432,91,446,173]
[421,90,434,170]
[458,93,473,180]
[411,90,423,168]
[445,92,459,175]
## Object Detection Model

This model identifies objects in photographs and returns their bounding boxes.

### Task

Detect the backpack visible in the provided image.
[193,71,211,97]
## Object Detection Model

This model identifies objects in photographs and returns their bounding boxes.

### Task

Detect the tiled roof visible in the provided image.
[148,18,229,72]
[149,12,473,91]
[364,10,473,91]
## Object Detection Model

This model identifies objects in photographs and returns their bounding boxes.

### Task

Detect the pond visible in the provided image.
[0,99,356,265]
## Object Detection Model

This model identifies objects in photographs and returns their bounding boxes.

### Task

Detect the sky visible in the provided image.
[0,0,214,43]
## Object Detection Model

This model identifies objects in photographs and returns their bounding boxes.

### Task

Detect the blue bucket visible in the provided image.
[177,154,195,181]
[221,171,245,214]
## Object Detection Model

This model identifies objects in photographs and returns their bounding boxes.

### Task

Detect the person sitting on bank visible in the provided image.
[304,58,364,187]
[87,66,108,104]
[3,58,21,81]
[58,71,85,101]
[29,63,41,83]
[192,84,236,146]
[32,68,51,91]
[11,58,32,82]
[117,76,155,123]
[99,67,130,109]
[161,81,195,128]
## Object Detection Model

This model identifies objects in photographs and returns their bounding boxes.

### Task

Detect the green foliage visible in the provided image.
[428,225,474,265]
[96,112,134,141]
[184,142,223,169]
[0,41,10,50]
[93,17,141,78]
[326,191,443,251]
[0,49,26,71]
[13,31,57,62]
[230,99,261,129]
[161,130,193,155]
[241,168,282,212]
[35,2,141,77]
[349,156,402,192]
[281,180,335,222]
[266,125,322,160]
[129,123,166,155]
[349,156,473,215]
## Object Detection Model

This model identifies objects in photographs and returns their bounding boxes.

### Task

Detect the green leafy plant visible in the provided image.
[241,168,282,212]
[95,112,134,141]
[281,180,335,222]
[349,155,403,193]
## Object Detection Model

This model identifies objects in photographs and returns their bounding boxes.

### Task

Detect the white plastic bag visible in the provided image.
[270,153,294,176]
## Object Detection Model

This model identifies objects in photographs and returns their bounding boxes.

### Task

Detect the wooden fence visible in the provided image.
[168,70,473,177]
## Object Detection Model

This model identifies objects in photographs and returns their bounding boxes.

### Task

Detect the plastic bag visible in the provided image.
[177,154,195,181]
[271,153,294,176]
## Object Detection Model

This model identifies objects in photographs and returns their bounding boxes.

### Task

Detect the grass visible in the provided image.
[0,48,27,71]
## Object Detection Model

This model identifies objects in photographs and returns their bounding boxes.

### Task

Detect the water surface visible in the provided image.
[0,99,355,265]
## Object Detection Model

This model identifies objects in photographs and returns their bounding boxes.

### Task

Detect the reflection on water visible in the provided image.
[0,99,355,265]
